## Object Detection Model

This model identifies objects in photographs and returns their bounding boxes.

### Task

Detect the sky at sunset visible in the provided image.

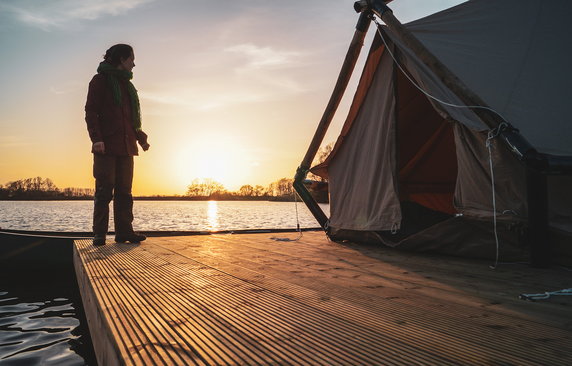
[0,0,465,195]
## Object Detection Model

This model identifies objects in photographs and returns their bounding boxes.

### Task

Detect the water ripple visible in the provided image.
[0,275,96,365]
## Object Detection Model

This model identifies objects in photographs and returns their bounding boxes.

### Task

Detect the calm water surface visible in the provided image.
[0,200,329,232]
[0,272,97,365]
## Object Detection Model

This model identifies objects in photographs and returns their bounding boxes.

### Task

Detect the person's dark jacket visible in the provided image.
[85,74,148,156]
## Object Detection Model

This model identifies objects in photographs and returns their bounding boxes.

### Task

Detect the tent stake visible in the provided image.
[294,11,371,231]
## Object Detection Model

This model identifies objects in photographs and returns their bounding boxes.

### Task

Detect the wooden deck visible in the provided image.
[74,232,572,365]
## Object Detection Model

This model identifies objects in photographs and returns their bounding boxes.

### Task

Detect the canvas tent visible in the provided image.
[299,0,572,263]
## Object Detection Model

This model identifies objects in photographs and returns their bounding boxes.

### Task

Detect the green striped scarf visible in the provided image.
[96,62,142,131]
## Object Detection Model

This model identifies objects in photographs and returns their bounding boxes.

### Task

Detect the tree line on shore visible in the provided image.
[0,176,312,201]
[183,178,296,200]
[0,177,94,200]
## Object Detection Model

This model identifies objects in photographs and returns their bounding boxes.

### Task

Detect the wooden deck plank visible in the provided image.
[141,245,493,365]
[76,240,208,365]
[211,233,570,297]
[196,234,572,327]
[153,234,572,335]
[146,237,571,364]
[75,232,572,365]
[81,242,430,365]
[98,248,314,365]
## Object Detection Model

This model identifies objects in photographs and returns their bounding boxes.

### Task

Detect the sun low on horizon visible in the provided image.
[170,133,258,192]
[0,0,465,196]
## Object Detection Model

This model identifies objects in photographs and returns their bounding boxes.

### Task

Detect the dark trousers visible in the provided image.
[93,155,134,237]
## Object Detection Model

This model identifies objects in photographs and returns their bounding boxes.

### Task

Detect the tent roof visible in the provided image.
[313,0,572,179]
[392,0,572,156]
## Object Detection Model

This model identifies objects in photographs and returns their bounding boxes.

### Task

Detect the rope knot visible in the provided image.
[486,122,509,148]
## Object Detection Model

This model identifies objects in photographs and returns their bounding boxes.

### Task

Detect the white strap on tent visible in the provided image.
[372,16,509,269]
[390,222,398,235]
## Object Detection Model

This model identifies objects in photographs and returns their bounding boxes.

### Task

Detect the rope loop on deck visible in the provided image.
[519,288,572,301]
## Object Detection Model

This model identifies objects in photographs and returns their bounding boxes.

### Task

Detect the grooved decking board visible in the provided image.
[74,232,572,365]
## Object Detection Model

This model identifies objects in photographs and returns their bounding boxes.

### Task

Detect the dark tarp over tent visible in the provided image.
[306,0,572,263]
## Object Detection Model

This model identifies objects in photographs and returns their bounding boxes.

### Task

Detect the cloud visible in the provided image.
[1,0,154,30]
[0,136,31,148]
[140,90,264,111]
[225,43,301,70]
[66,0,153,19]
[224,43,309,95]
[119,43,311,113]
[139,92,191,106]
[49,81,82,95]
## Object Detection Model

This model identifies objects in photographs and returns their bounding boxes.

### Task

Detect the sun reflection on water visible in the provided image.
[207,200,219,231]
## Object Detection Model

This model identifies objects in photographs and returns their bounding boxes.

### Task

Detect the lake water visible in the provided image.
[0,200,329,232]
[0,271,97,365]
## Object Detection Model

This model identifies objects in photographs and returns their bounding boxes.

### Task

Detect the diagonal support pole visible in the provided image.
[294,11,372,231]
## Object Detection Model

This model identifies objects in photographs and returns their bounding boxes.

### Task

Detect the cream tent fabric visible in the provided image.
[322,0,572,234]
[328,53,401,231]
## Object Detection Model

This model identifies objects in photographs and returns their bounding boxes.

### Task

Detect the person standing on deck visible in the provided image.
[85,44,149,246]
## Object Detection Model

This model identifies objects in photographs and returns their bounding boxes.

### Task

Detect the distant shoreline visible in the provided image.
[0,196,324,203]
